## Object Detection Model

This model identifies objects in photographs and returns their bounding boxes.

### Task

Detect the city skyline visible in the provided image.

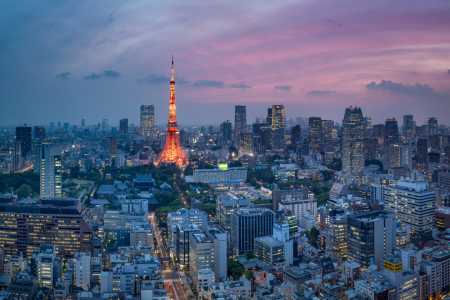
[1,0,450,126]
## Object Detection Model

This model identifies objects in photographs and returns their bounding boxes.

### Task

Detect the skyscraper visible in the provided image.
[39,146,62,198]
[389,142,413,169]
[108,137,117,155]
[235,105,246,139]
[347,210,396,270]
[221,120,232,141]
[309,117,322,153]
[12,141,23,172]
[416,139,428,172]
[266,108,273,127]
[81,118,85,129]
[364,138,377,160]
[16,126,32,157]
[119,119,128,136]
[238,133,254,157]
[363,117,372,138]
[140,105,155,137]
[322,120,333,149]
[403,115,414,142]
[373,124,385,143]
[383,118,400,168]
[428,117,438,136]
[101,119,108,131]
[291,125,302,150]
[34,126,46,140]
[270,105,285,151]
[34,139,54,174]
[342,106,365,175]
[230,208,275,254]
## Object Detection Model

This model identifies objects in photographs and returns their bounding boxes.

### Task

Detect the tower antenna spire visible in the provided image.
[171,55,174,81]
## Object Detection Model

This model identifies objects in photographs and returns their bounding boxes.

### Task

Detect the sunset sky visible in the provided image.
[1,0,450,127]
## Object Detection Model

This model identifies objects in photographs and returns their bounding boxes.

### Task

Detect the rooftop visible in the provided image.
[255,236,284,247]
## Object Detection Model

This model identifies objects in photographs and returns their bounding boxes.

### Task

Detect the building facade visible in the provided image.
[342,106,365,175]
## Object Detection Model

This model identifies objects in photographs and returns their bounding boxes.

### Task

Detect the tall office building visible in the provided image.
[176,224,200,269]
[108,137,117,155]
[39,146,62,198]
[34,139,54,174]
[238,133,254,157]
[230,208,275,254]
[291,125,302,150]
[34,126,46,140]
[364,138,377,160]
[373,124,385,143]
[416,139,428,172]
[37,244,57,288]
[189,226,227,290]
[342,106,365,175]
[403,115,414,142]
[119,119,128,136]
[383,180,435,234]
[235,105,246,139]
[50,122,55,131]
[266,108,273,127]
[322,120,333,148]
[309,117,322,153]
[140,105,155,137]
[383,118,400,168]
[363,117,372,137]
[252,122,263,135]
[428,117,438,136]
[270,105,285,151]
[16,126,32,157]
[63,122,69,130]
[347,210,396,270]
[389,142,412,169]
[58,121,61,129]
[220,120,232,141]
[260,127,271,149]
[326,209,348,260]
[101,119,108,131]
[12,141,23,172]
[81,119,85,129]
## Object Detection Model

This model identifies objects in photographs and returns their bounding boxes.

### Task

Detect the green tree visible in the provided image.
[203,204,216,217]
[243,270,255,282]
[305,226,320,244]
[227,258,244,279]
[16,184,34,198]
[246,252,256,260]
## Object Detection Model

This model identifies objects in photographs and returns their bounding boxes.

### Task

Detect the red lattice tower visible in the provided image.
[156,57,189,168]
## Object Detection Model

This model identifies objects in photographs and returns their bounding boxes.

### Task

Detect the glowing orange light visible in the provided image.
[156,57,189,168]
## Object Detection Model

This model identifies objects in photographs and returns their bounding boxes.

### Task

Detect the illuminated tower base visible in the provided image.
[156,57,189,168]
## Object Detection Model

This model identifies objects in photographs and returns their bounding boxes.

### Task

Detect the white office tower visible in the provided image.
[73,252,91,290]
[39,146,62,198]
[389,142,413,169]
[273,222,293,265]
[383,179,435,234]
[37,244,56,288]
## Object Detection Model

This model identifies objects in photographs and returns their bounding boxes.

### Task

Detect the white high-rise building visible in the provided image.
[73,252,91,290]
[39,146,62,198]
[37,244,56,288]
[383,180,435,234]
[389,142,413,169]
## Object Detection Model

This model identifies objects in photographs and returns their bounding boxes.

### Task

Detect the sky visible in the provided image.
[1,0,450,127]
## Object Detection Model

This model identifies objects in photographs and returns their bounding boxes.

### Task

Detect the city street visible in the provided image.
[151,214,187,300]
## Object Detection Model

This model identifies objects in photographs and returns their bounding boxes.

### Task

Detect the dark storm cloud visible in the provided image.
[192,80,224,88]
[56,72,70,80]
[274,85,293,91]
[366,80,450,100]
[230,83,252,89]
[307,90,330,95]
[137,73,190,85]
[103,70,121,78]
[84,73,102,79]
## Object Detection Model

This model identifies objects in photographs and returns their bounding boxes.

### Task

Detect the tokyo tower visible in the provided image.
[156,57,189,168]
